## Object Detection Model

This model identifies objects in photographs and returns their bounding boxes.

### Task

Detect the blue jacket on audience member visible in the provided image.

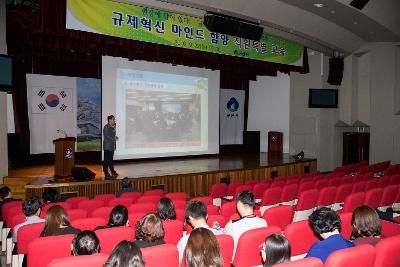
[306,234,354,263]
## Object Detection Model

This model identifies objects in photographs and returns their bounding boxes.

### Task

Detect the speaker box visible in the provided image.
[328,57,344,86]
[350,0,369,10]
[204,13,263,41]
[71,167,96,181]
[243,131,260,153]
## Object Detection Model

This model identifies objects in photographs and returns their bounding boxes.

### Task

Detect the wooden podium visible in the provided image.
[53,137,76,179]
[268,131,283,155]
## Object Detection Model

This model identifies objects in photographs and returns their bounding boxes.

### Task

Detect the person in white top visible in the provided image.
[223,191,267,256]
[177,200,221,261]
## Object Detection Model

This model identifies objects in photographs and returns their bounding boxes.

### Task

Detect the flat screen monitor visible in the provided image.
[0,54,14,92]
[308,89,338,108]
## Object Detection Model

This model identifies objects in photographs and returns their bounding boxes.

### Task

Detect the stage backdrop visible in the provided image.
[26,74,101,154]
[66,0,304,66]
[220,89,245,145]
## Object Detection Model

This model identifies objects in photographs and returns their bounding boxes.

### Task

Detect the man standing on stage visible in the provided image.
[103,115,118,177]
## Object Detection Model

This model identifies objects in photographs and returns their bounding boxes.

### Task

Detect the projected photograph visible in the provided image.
[125,90,201,148]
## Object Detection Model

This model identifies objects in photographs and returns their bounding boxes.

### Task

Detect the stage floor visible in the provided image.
[8,153,308,180]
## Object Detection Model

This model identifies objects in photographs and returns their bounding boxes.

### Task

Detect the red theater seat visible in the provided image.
[273,258,323,267]
[373,234,400,267]
[137,195,162,205]
[162,219,184,245]
[141,244,179,267]
[165,192,186,201]
[206,215,227,228]
[119,191,141,203]
[232,226,281,267]
[95,226,135,253]
[216,234,234,267]
[47,253,109,267]
[17,222,45,254]
[263,205,293,229]
[93,194,116,205]
[71,217,107,231]
[66,209,88,221]
[221,201,237,221]
[284,220,319,257]
[107,197,133,208]
[190,196,213,205]
[341,192,365,213]
[317,186,337,207]
[128,203,156,214]
[77,200,105,214]
[90,206,114,221]
[143,189,164,197]
[209,183,228,199]
[324,244,376,267]
[364,188,383,209]
[65,196,89,209]
[42,202,72,213]
[27,234,75,267]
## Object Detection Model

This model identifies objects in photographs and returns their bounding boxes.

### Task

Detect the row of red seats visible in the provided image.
[333,161,368,174]
[23,211,400,267]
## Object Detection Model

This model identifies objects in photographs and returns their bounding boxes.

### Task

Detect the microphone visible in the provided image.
[57,129,67,138]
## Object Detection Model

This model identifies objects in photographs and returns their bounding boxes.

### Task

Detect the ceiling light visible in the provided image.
[331,10,335,14]
[370,31,374,34]
[313,3,325,8]
[353,21,358,24]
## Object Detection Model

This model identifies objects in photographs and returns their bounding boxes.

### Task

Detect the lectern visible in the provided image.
[268,131,283,155]
[53,137,76,179]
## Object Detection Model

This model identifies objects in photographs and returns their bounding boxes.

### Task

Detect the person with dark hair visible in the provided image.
[261,234,291,267]
[133,213,165,248]
[116,177,138,197]
[72,230,100,256]
[104,240,145,267]
[306,207,354,263]
[223,191,267,255]
[103,115,118,178]
[157,197,176,221]
[185,227,223,267]
[40,205,80,237]
[13,198,44,242]
[95,205,129,230]
[42,188,59,204]
[0,187,15,218]
[351,205,382,245]
[177,201,221,260]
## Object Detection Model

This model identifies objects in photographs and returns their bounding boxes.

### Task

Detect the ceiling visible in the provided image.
[149,0,400,55]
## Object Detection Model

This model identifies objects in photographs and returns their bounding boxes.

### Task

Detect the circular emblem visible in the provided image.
[226,97,239,112]
[65,148,73,158]
[45,94,60,107]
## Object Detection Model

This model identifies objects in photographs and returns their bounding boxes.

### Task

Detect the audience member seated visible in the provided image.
[94,205,129,230]
[157,197,176,221]
[72,230,100,256]
[185,227,223,267]
[351,205,382,246]
[105,240,145,267]
[177,201,220,259]
[116,177,138,198]
[13,198,44,242]
[306,207,354,263]
[261,234,291,267]
[133,213,166,248]
[40,205,81,237]
[223,191,267,254]
[0,186,15,219]
[42,187,60,204]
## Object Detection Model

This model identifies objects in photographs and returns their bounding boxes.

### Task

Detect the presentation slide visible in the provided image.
[102,56,220,160]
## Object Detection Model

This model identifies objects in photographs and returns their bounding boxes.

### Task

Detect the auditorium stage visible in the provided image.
[8,153,317,199]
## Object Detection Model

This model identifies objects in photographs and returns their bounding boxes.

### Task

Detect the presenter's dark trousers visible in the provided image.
[103,150,115,175]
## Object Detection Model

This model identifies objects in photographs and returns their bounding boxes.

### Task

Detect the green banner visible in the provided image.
[66,0,304,66]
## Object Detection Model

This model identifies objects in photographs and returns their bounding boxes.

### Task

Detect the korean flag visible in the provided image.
[31,87,74,114]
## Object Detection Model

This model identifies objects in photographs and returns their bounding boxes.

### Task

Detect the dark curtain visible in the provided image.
[7,0,308,141]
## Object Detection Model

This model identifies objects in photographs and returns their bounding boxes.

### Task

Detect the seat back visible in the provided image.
[341,176,354,185]
[245,180,259,187]
[71,217,107,231]
[339,212,353,239]
[270,181,286,188]
[373,234,400,267]
[220,201,237,221]
[284,220,320,257]
[364,188,383,209]
[172,200,186,210]
[141,244,179,267]
[317,186,337,206]
[93,194,115,205]
[315,179,329,190]
[325,244,376,267]
[107,197,133,208]
[281,184,298,203]
[66,209,88,221]
[295,189,319,211]
[381,219,400,237]
[17,222,45,254]
[128,203,156,214]
[207,215,227,228]
[232,226,281,267]
[334,184,353,203]
[2,201,22,223]
[95,226,135,253]
[209,183,228,198]
[328,177,342,187]
[165,192,187,201]
[65,196,90,209]
[298,182,314,194]
[260,187,282,206]
[380,185,398,207]
[216,234,234,267]
[252,183,269,199]
[42,202,72,213]
[162,220,184,245]
[226,182,243,196]
[365,179,378,191]
[90,206,114,221]
[377,176,391,188]
[234,185,253,197]
[9,213,25,232]
[190,196,213,205]
[47,253,109,267]
[351,181,366,193]
[128,212,146,229]
[341,192,365,213]
[119,191,142,203]
[143,189,164,197]
[389,174,400,185]
[207,204,219,215]
[272,258,323,267]
[137,195,162,205]
[77,200,105,214]
[263,205,293,229]
[27,234,75,267]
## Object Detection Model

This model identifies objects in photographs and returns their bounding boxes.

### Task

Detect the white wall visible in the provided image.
[248,72,290,153]
[0,0,8,182]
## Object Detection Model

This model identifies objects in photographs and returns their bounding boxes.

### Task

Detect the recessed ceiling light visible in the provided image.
[313,3,325,8]
[370,31,374,34]
[331,10,335,14]
[353,21,358,24]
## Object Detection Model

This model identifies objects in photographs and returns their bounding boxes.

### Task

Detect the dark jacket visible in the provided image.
[103,123,116,151]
